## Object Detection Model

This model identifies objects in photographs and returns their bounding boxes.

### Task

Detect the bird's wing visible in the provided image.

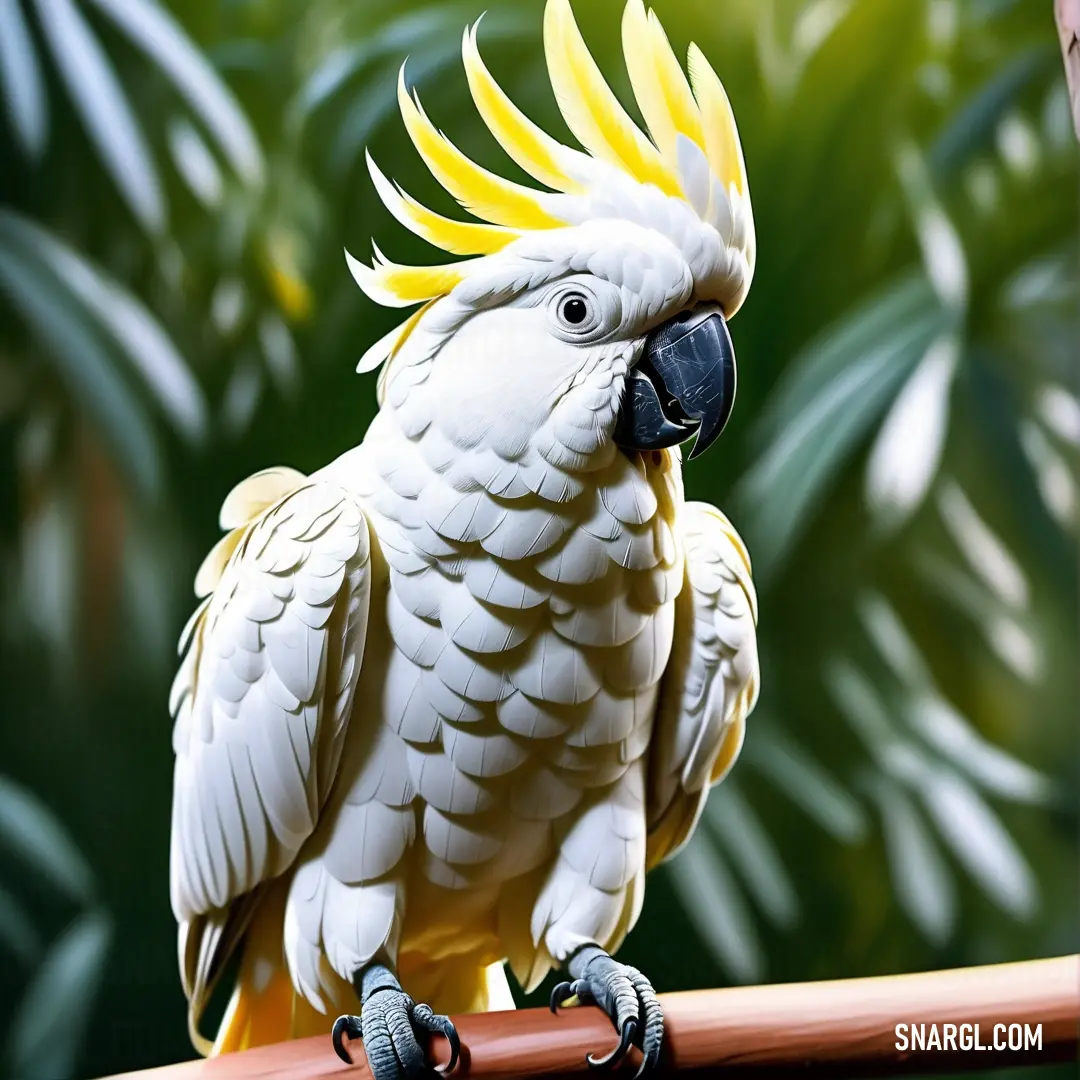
[645,501,759,869]
[168,468,371,1041]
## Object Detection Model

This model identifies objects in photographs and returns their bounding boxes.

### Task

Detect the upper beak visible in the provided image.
[613,303,737,460]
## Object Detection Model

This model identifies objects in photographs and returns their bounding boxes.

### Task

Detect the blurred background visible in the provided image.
[0,0,1077,1077]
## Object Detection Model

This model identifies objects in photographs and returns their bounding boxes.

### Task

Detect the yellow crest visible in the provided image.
[349,0,754,374]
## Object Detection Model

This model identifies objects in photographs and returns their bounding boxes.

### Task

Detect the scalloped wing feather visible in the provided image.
[170,480,372,924]
[644,501,759,869]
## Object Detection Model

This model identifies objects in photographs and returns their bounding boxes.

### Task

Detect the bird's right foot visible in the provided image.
[332,963,460,1079]
[550,944,664,1076]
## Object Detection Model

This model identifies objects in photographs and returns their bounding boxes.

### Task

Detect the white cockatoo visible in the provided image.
[169,1,759,1076]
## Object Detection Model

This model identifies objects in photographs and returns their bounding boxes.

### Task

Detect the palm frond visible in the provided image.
[0,0,47,158]
[5,910,112,1080]
[31,0,166,233]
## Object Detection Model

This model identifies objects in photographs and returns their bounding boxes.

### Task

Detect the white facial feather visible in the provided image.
[378,222,695,475]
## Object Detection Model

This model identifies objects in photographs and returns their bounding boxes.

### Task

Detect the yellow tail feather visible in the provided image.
[208,891,514,1055]
[207,888,327,1055]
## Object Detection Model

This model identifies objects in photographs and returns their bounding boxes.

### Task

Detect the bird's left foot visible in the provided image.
[550,944,664,1076]
[332,963,460,1078]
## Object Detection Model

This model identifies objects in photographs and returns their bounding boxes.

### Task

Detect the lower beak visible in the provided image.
[613,303,737,460]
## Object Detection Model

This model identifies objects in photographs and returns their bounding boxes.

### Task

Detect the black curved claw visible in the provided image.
[631,971,664,1078]
[551,945,666,1076]
[550,980,578,1013]
[434,1032,460,1075]
[333,963,465,1079]
[332,1014,362,1065]
[413,1002,461,1074]
[587,1018,637,1070]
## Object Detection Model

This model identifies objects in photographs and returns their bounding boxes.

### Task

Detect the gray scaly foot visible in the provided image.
[332,963,460,1078]
[550,944,664,1077]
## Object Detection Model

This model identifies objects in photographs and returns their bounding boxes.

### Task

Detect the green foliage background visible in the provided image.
[0,0,1076,1077]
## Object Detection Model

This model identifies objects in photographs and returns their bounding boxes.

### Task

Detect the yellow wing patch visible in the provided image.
[194,467,309,598]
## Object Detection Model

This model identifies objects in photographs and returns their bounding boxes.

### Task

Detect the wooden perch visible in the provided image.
[105,955,1078,1080]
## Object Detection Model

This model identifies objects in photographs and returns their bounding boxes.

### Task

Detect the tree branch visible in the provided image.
[103,955,1078,1080]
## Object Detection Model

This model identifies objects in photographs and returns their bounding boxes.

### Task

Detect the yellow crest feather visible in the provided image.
[346,246,467,308]
[687,42,748,197]
[397,66,566,231]
[347,0,754,328]
[543,0,680,196]
[462,21,586,194]
[622,1,706,166]
[366,151,520,256]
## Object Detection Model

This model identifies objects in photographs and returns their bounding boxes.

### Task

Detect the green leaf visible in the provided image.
[86,0,265,187]
[914,766,1038,919]
[873,778,956,944]
[327,8,540,175]
[667,837,764,984]
[0,0,48,158]
[0,240,162,496]
[824,657,929,785]
[863,332,960,529]
[0,777,93,903]
[120,514,178,667]
[5,910,112,1080]
[1034,383,1080,448]
[858,601,1048,807]
[0,210,207,443]
[736,273,950,575]
[257,313,300,399]
[220,351,264,438]
[294,5,478,119]
[915,553,1044,682]
[31,0,165,234]
[894,142,968,311]
[1018,420,1078,533]
[904,693,1052,805]
[167,117,225,207]
[329,47,465,176]
[929,46,1050,178]
[1004,253,1076,312]
[706,782,800,928]
[856,591,933,688]
[0,883,41,964]
[744,723,869,843]
[752,274,936,442]
[294,3,535,121]
[915,552,1001,624]
[16,477,78,659]
[937,480,1029,608]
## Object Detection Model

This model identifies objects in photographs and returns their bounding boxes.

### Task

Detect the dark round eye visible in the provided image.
[560,295,589,325]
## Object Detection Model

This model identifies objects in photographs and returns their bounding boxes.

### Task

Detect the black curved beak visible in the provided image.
[613,303,737,460]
